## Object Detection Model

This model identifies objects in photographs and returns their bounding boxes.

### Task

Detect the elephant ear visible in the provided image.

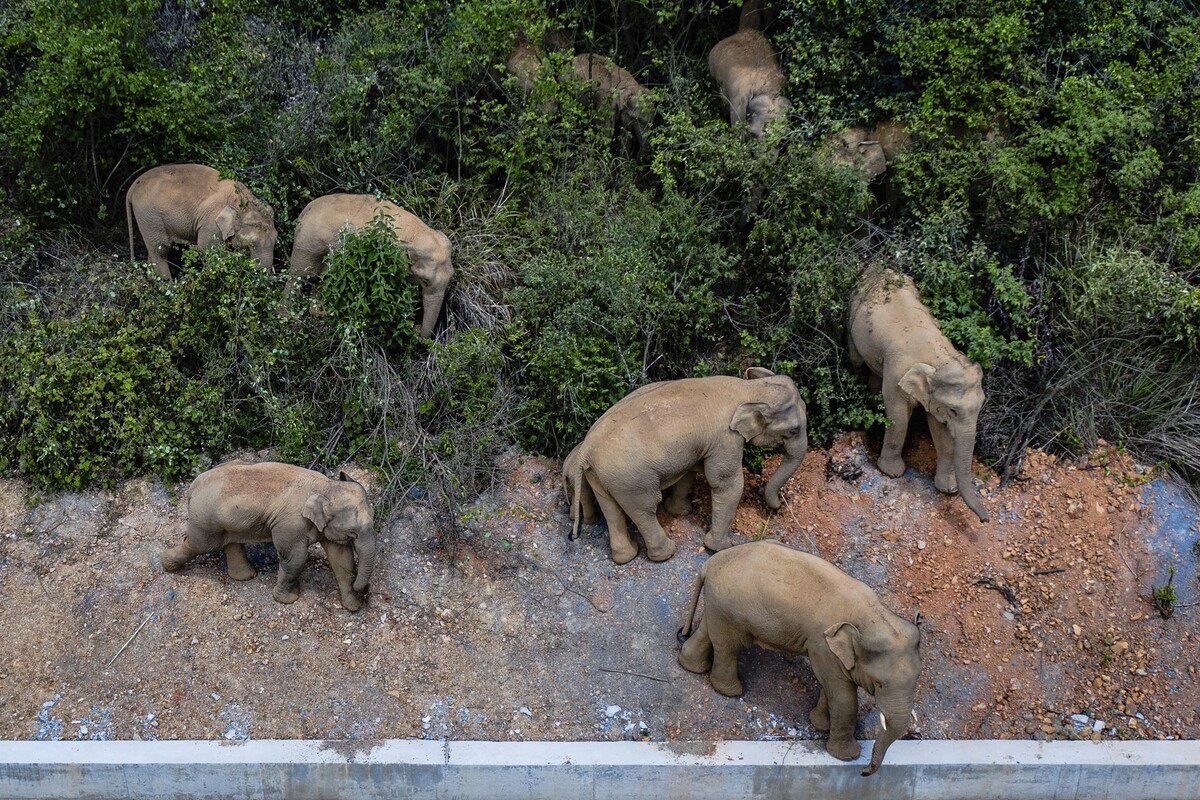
[215,206,237,241]
[898,363,936,407]
[302,493,333,532]
[743,367,776,381]
[824,622,861,671]
[730,401,769,441]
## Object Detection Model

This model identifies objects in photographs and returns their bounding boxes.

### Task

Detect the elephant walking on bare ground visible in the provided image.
[287,194,454,339]
[678,540,921,776]
[126,164,277,279]
[708,27,791,140]
[162,462,377,612]
[564,368,807,564]
[847,269,990,522]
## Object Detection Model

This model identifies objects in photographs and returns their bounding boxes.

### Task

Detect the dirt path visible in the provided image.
[0,433,1196,747]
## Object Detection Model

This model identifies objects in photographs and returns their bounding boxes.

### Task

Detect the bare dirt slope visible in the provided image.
[0,433,1197,749]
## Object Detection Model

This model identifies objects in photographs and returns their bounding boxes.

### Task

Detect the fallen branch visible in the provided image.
[1033,567,1065,576]
[598,667,670,683]
[107,611,155,667]
[975,578,1018,606]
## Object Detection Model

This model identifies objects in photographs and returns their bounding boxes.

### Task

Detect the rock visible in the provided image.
[605,705,621,718]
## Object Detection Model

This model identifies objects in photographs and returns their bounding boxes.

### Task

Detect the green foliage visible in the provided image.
[319,214,422,354]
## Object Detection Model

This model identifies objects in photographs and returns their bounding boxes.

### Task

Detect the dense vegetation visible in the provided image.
[1,0,1198,516]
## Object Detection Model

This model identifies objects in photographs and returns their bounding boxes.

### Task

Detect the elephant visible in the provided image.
[565,367,808,564]
[286,194,454,338]
[824,122,910,182]
[847,269,989,522]
[162,461,376,612]
[708,28,791,140]
[126,163,277,279]
[678,539,921,776]
[505,43,654,149]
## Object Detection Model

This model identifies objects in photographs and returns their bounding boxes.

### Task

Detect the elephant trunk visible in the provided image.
[861,692,915,777]
[352,534,376,593]
[954,426,988,522]
[420,289,446,339]
[763,433,807,510]
[254,243,274,274]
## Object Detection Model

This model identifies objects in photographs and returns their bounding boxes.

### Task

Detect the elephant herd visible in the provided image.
[147,3,995,778]
[125,165,454,339]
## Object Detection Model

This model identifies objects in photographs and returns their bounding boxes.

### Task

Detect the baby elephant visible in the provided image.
[162,462,376,612]
[678,540,921,776]
[566,368,807,564]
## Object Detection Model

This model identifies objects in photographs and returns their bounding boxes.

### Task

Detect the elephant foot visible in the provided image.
[663,497,692,516]
[826,735,861,762]
[610,539,639,565]
[227,562,257,582]
[161,547,190,573]
[645,538,677,562]
[702,531,732,552]
[677,645,712,675]
[272,586,301,604]
[340,592,365,613]
[710,676,744,698]
[877,453,906,478]
[809,706,831,733]
[934,470,959,494]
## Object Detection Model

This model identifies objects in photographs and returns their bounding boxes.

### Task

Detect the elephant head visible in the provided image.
[825,617,922,776]
[731,367,808,509]
[301,472,377,592]
[747,93,792,140]
[405,228,455,339]
[897,358,988,521]
[826,128,887,181]
[214,195,277,273]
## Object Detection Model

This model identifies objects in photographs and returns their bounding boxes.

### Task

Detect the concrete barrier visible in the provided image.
[1,738,1197,799]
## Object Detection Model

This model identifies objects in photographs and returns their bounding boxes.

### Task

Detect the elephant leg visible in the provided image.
[662,472,695,516]
[823,680,862,761]
[622,490,677,563]
[162,521,224,572]
[678,615,714,674]
[878,395,913,478]
[272,541,307,604]
[579,476,599,526]
[707,622,744,697]
[588,479,640,565]
[223,543,257,581]
[927,415,958,493]
[702,460,744,552]
[810,688,831,732]
[322,541,364,612]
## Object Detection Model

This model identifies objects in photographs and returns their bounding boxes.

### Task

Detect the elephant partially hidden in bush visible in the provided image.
[126,163,277,279]
[565,368,808,564]
[162,462,376,612]
[678,540,921,776]
[848,269,989,522]
[286,194,454,338]
[708,28,791,140]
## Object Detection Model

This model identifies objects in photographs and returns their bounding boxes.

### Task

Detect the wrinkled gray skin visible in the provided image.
[162,462,376,612]
[678,540,921,776]
[565,368,807,564]
[506,45,653,149]
[708,28,791,140]
[287,194,453,338]
[848,269,989,522]
[824,122,910,182]
[126,164,276,278]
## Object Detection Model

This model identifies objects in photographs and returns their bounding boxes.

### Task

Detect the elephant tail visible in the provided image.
[126,191,136,262]
[677,561,708,644]
[567,453,587,542]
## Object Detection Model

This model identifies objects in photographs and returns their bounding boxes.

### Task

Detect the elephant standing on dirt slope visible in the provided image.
[708,28,791,140]
[287,194,454,339]
[126,164,277,279]
[678,540,921,776]
[847,269,989,522]
[565,368,808,564]
[162,462,376,612]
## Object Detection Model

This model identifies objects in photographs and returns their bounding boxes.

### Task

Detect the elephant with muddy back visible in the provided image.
[286,194,454,338]
[848,268,989,522]
[678,540,921,776]
[565,368,808,564]
[126,164,277,279]
[162,462,376,612]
